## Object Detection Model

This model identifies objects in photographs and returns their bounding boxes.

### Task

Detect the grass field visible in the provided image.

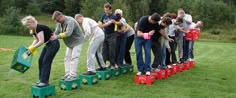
[0,35,236,98]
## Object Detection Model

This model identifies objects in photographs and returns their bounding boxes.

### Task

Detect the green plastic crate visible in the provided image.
[80,74,98,85]
[11,46,33,73]
[31,85,55,98]
[96,69,111,80]
[59,79,81,91]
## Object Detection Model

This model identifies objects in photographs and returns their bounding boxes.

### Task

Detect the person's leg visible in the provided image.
[117,33,127,66]
[170,36,177,64]
[162,44,166,66]
[40,40,60,84]
[135,35,144,72]
[87,36,104,73]
[144,39,152,73]
[108,33,117,67]
[125,34,134,65]
[64,47,72,76]
[188,41,194,59]
[151,40,159,68]
[102,34,109,64]
[183,38,189,62]
[96,35,106,68]
[70,43,83,77]
[38,47,47,82]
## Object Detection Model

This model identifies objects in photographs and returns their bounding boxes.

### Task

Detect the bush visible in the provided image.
[0,7,28,35]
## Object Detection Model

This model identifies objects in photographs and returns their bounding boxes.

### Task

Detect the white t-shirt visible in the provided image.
[82,17,104,40]
[168,22,180,37]
[180,14,192,36]
[190,22,200,30]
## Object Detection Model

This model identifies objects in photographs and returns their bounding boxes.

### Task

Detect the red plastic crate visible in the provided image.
[151,71,158,79]
[188,60,195,68]
[170,65,177,74]
[157,70,166,80]
[182,63,190,70]
[134,75,155,85]
[165,68,172,77]
[185,29,200,41]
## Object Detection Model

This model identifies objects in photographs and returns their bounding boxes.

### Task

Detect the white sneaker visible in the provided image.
[154,68,160,72]
[146,71,151,76]
[136,72,142,76]
[167,65,172,68]
[115,64,119,69]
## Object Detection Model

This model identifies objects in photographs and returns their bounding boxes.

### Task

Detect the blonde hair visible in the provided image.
[115,9,123,16]
[21,15,37,26]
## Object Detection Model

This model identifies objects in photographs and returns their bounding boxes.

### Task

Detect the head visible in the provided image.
[74,14,84,24]
[177,8,185,18]
[174,17,183,25]
[115,9,123,21]
[160,17,172,27]
[163,12,171,18]
[21,15,37,30]
[170,13,177,19]
[195,21,203,28]
[149,13,161,24]
[52,11,65,23]
[104,3,112,15]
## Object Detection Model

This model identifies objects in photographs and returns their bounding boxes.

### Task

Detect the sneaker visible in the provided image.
[64,75,77,81]
[167,65,172,69]
[115,64,119,69]
[36,82,49,87]
[146,71,151,76]
[96,67,106,71]
[136,72,142,76]
[153,68,160,72]
[36,80,40,84]
[83,71,96,75]
[110,66,115,70]
[61,74,69,80]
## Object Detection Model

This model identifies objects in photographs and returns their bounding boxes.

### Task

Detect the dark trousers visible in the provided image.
[116,33,127,66]
[151,39,162,68]
[102,33,117,66]
[166,36,177,65]
[39,40,60,83]
[125,34,134,65]
[183,37,189,61]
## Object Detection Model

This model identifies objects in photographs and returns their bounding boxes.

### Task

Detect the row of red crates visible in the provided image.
[185,29,200,41]
[135,60,195,85]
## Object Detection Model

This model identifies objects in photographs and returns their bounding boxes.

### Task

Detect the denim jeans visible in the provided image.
[39,40,60,84]
[183,37,189,61]
[188,41,194,59]
[116,32,128,66]
[135,34,151,72]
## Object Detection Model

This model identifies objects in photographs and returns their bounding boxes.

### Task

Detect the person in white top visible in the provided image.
[177,8,193,63]
[188,21,203,60]
[75,14,106,75]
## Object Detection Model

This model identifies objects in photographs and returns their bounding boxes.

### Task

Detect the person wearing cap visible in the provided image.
[50,11,84,81]
[21,15,60,87]
[74,14,106,75]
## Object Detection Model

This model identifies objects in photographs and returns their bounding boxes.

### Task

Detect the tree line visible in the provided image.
[0,0,235,35]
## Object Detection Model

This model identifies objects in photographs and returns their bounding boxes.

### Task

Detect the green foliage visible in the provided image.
[80,0,107,21]
[25,0,41,15]
[38,0,65,14]
[64,0,81,16]
[0,7,28,35]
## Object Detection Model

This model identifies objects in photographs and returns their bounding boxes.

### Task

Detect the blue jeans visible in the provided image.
[39,40,60,83]
[116,33,127,66]
[162,43,166,66]
[183,38,189,61]
[135,34,151,72]
[188,41,194,59]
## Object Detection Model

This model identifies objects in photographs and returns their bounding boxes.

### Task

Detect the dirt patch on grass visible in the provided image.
[0,48,14,52]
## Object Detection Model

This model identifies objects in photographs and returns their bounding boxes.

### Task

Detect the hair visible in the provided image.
[178,8,185,15]
[170,13,177,19]
[163,12,171,18]
[52,11,63,20]
[162,17,172,25]
[176,17,183,23]
[74,14,83,19]
[150,13,161,22]
[21,15,37,26]
[104,3,112,9]
[115,9,123,16]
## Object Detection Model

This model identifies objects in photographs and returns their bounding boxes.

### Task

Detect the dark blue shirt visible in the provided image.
[100,13,117,34]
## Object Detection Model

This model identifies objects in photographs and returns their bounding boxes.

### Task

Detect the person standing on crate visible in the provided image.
[50,11,84,81]
[74,14,106,75]
[188,21,203,60]
[21,15,60,87]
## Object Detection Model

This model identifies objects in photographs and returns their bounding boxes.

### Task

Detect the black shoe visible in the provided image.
[83,71,96,75]
[36,82,49,87]
[96,67,106,71]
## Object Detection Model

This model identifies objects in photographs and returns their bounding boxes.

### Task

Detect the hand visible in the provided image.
[168,37,174,42]
[50,33,58,41]
[109,20,115,24]
[148,30,155,36]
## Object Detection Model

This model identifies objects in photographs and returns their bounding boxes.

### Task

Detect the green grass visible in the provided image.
[0,35,236,98]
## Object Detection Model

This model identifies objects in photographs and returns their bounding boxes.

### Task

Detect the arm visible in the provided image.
[28,31,45,54]
[160,29,173,42]
[82,20,91,39]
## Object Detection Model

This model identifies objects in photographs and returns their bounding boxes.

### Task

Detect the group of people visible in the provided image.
[20,3,202,87]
